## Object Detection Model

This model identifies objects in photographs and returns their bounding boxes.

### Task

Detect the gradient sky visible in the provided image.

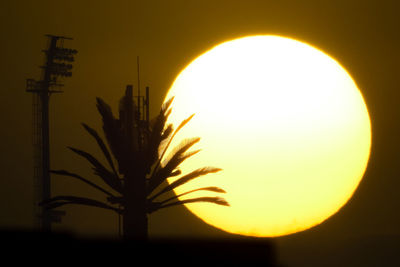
[1,1,399,266]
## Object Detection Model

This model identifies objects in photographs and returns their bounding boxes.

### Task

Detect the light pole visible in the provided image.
[26,35,77,232]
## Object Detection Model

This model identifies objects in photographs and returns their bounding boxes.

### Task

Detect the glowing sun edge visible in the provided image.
[162,35,372,237]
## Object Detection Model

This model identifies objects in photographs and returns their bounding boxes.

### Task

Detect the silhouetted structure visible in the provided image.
[26,35,77,232]
[1,230,278,266]
[42,86,229,240]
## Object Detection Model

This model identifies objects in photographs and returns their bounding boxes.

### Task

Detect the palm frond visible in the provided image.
[148,197,229,213]
[81,123,119,177]
[144,98,174,175]
[96,97,127,174]
[160,124,173,141]
[147,149,201,196]
[107,196,124,205]
[149,167,222,200]
[169,169,182,177]
[50,169,116,197]
[161,97,174,113]
[159,186,226,205]
[155,114,195,169]
[41,195,122,213]
[43,201,71,210]
[68,146,123,193]
[162,137,200,167]
[147,138,201,195]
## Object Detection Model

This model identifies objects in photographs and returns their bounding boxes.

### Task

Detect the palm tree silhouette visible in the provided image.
[41,87,229,240]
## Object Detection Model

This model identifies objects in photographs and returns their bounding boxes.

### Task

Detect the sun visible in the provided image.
[163,35,371,237]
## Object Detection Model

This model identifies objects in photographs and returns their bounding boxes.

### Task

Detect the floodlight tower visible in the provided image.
[26,35,77,232]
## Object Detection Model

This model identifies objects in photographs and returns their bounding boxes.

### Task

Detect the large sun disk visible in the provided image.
[163,35,371,237]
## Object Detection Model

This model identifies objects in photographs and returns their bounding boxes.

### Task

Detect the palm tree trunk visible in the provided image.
[123,171,148,241]
[122,85,148,241]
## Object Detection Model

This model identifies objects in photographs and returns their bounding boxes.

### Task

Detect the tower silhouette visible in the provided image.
[26,35,77,232]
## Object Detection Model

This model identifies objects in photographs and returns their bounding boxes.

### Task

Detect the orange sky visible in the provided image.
[0,1,399,266]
